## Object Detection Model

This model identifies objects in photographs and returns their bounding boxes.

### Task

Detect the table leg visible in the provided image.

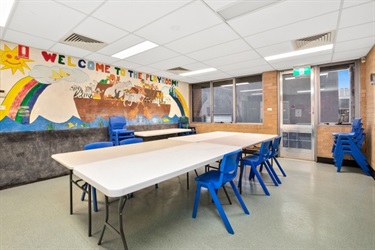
[88,184,92,237]
[70,170,73,215]
[98,195,129,250]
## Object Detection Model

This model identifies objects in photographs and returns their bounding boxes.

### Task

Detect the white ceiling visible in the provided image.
[1,0,374,83]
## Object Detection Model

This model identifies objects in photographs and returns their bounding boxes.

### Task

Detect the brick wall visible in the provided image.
[364,46,375,170]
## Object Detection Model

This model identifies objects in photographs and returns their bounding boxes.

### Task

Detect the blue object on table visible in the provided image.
[108,116,135,145]
[331,118,370,175]
[119,137,143,145]
[239,139,278,196]
[178,115,196,135]
[81,141,114,212]
[192,149,249,234]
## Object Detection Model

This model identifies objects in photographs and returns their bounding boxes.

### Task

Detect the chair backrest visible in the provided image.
[258,139,273,161]
[271,136,282,157]
[179,116,189,128]
[119,138,143,145]
[109,116,127,131]
[84,141,113,150]
[217,149,242,185]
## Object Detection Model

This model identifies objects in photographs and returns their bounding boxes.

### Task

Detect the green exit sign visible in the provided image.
[293,66,311,77]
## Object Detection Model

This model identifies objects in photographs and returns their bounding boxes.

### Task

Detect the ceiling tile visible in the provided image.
[135,1,223,45]
[73,17,128,44]
[269,52,333,70]
[204,50,261,67]
[0,27,5,39]
[8,1,86,41]
[84,52,121,64]
[133,66,159,74]
[112,60,142,70]
[3,29,55,51]
[97,34,144,56]
[333,47,372,61]
[184,71,233,82]
[336,22,375,42]
[180,62,210,71]
[187,39,251,61]
[148,56,196,71]
[228,0,340,37]
[217,58,269,72]
[203,0,238,11]
[245,12,339,48]
[335,36,375,52]
[226,64,274,77]
[55,0,106,14]
[339,1,375,28]
[92,0,192,32]
[125,46,179,65]
[49,43,93,58]
[165,23,239,54]
[343,0,374,9]
[256,42,295,57]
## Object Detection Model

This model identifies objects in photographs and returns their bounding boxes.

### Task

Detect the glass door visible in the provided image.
[280,71,315,161]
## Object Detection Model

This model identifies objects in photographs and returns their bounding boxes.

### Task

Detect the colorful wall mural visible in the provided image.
[0,41,189,132]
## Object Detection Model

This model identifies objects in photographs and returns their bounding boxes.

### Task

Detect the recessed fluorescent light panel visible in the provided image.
[0,0,15,27]
[265,44,333,61]
[112,41,158,59]
[179,68,217,77]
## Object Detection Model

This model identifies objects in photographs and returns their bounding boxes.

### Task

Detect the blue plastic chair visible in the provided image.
[239,139,279,196]
[119,137,143,145]
[192,149,249,234]
[81,141,114,212]
[108,116,135,145]
[178,115,196,135]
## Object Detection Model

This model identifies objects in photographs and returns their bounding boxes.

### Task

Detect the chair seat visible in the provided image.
[195,171,230,189]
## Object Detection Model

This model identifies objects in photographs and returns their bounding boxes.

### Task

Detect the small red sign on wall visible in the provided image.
[18,45,30,59]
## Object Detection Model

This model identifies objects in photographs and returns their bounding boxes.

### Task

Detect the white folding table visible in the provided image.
[134,128,191,137]
[53,140,241,250]
[52,139,190,237]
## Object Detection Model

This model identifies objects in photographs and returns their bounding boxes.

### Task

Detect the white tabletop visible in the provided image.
[52,139,190,170]
[168,131,242,142]
[134,128,191,137]
[73,142,241,197]
[203,133,277,149]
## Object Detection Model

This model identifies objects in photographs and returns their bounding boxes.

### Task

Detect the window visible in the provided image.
[192,82,211,122]
[213,80,233,122]
[235,75,263,123]
[319,63,355,124]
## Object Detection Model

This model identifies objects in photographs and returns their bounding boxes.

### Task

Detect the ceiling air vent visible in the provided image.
[293,31,335,50]
[167,67,190,75]
[60,33,107,51]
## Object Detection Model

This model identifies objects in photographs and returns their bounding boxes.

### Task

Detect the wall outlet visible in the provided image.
[267,108,272,111]
[0,105,6,111]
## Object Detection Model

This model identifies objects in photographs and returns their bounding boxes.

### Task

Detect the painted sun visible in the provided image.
[0,45,34,75]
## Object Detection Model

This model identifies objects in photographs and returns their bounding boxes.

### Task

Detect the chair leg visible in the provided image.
[81,183,87,201]
[273,157,286,177]
[229,180,249,215]
[207,184,234,234]
[251,164,270,196]
[266,160,282,184]
[222,186,232,205]
[92,187,98,212]
[238,162,245,194]
[263,162,279,186]
[192,184,202,218]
